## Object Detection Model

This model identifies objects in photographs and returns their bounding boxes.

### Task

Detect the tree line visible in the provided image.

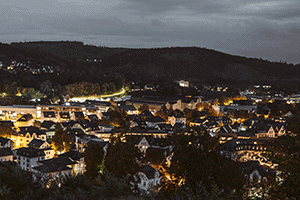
[0,73,125,105]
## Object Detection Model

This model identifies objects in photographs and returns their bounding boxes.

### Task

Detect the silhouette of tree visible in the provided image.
[84,143,104,178]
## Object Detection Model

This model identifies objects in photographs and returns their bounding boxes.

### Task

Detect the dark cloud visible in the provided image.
[0,0,299,64]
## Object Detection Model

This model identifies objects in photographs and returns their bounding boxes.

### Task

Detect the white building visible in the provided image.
[133,164,161,195]
[168,115,186,127]
[16,147,45,171]
[179,80,189,88]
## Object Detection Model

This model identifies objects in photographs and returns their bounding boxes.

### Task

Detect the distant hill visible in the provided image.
[11,41,126,63]
[8,41,300,84]
[0,42,72,68]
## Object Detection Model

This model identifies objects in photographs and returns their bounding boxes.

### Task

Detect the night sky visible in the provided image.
[1,0,299,64]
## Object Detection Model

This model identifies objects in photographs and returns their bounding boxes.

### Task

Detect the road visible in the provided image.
[69,88,126,102]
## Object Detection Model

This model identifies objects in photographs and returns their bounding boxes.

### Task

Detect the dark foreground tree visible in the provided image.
[104,136,141,179]
[264,115,300,199]
[143,147,166,167]
[84,143,105,178]
[160,126,245,198]
[0,123,14,138]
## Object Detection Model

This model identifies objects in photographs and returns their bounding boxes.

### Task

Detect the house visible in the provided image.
[145,116,166,128]
[40,121,56,130]
[33,157,74,179]
[86,114,98,121]
[250,122,276,138]
[59,112,71,122]
[221,138,268,162]
[139,110,154,119]
[127,135,170,154]
[137,137,150,154]
[58,151,85,175]
[155,124,173,131]
[0,148,14,162]
[16,147,45,171]
[85,100,112,112]
[126,127,170,139]
[218,124,233,133]
[231,122,242,132]
[172,97,202,111]
[119,105,139,115]
[61,121,76,130]
[71,122,86,132]
[74,111,85,120]
[12,126,47,148]
[179,80,189,87]
[133,163,161,195]
[0,137,14,149]
[284,111,293,118]
[43,111,57,122]
[272,123,286,137]
[100,112,110,120]
[40,121,56,139]
[189,118,208,126]
[173,123,187,132]
[90,130,112,142]
[33,151,85,178]
[241,161,275,198]
[15,114,34,127]
[28,139,54,159]
[256,104,271,118]
[98,124,114,132]
[168,115,186,127]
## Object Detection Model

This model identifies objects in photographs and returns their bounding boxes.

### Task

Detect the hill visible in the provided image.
[8,41,300,85]
[11,41,126,63]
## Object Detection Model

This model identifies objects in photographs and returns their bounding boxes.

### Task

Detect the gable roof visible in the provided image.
[41,121,56,129]
[0,137,11,146]
[33,157,74,173]
[19,126,44,136]
[139,164,156,179]
[74,112,85,119]
[61,121,76,129]
[190,118,207,124]
[58,150,84,161]
[28,139,48,149]
[140,110,154,117]
[219,124,232,133]
[157,124,173,131]
[0,148,13,157]
[17,114,33,122]
[119,105,137,112]
[145,116,166,123]
[240,161,274,177]
[17,147,45,158]
[87,115,98,121]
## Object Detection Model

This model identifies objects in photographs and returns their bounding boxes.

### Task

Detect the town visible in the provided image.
[1,0,300,198]
[0,75,299,199]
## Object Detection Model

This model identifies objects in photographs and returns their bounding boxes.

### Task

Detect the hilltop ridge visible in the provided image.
[2,41,299,86]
